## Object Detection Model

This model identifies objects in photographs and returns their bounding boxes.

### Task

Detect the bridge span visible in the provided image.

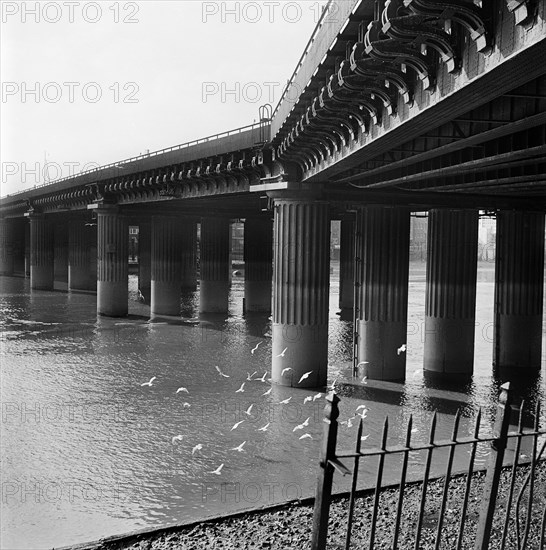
[1,0,545,388]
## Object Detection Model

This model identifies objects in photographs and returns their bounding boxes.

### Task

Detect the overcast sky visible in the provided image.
[0,1,321,195]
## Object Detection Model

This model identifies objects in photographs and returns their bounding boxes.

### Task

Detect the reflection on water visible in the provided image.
[1,263,544,549]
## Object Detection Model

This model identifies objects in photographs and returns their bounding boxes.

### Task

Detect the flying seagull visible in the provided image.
[215,366,230,378]
[231,420,245,431]
[171,435,184,444]
[191,444,203,456]
[231,441,247,453]
[250,342,262,354]
[276,347,288,357]
[280,367,292,377]
[298,371,313,384]
[209,463,224,475]
[176,387,189,394]
[397,344,407,355]
[141,377,156,387]
[257,423,270,432]
[235,382,245,393]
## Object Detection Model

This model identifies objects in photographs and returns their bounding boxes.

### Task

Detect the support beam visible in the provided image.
[494,211,545,372]
[199,217,230,313]
[356,207,410,381]
[24,222,30,278]
[69,220,97,291]
[27,213,54,290]
[339,218,355,311]
[244,217,273,313]
[271,198,330,388]
[94,205,128,317]
[151,216,182,316]
[424,209,478,376]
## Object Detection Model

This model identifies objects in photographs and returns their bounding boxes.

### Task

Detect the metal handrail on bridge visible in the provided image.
[270,0,335,122]
[3,121,268,199]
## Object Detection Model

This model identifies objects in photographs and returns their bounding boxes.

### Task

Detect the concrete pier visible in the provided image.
[494,210,545,372]
[244,217,273,313]
[424,209,478,376]
[27,213,54,290]
[0,218,14,275]
[271,197,330,388]
[356,207,410,381]
[138,220,151,302]
[181,220,198,290]
[199,217,230,313]
[151,216,182,316]
[339,217,355,311]
[54,222,68,285]
[94,205,128,317]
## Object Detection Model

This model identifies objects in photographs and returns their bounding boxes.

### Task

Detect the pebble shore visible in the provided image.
[76,461,545,550]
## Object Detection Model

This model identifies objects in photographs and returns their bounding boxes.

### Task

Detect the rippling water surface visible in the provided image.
[1,263,545,549]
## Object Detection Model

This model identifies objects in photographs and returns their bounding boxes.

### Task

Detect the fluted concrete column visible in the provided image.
[199,217,230,313]
[151,216,182,316]
[356,207,410,381]
[424,209,478,375]
[54,222,68,284]
[181,220,197,290]
[244,217,273,312]
[24,221,30,277]
[272,199,330,388]
[27,213,54,290]
[0,218,14,275]
[138,221,151,301]
[339,218,355,310]
[69,220,97,291]
[94,205,128,317]
[494,211,545,371]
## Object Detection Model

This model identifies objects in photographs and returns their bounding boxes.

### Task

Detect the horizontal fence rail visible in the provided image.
[311,383,546,550]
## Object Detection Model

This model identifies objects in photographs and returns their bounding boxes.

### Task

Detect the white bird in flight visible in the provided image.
[397,344,407,355]
[231,441,247,452]
[191,444,203,455]
[361,434,370,442]
[303,396,313,404]
[278,396,292,405]
[262,388,272,396]
[313,393,323,401]
[176,387,189,394]
[235,382,245,393]
[246,371,257,381]
[293,417,310,432]
[356,405,367,412]
[250,342,262,354]
[244,404,254,416]
[258,422,270,432]
[276,347,288,358]
[182,402,191,409]
[280,367,292,377]
[298,371,313,384]
[231,420,245,431]
[171,435,184,444]
[299,433,312,440]
[209,463,224,475]
[256,372,267,382]
[356,361,369,369]
[141,376,156,387]
[215,366,230,378]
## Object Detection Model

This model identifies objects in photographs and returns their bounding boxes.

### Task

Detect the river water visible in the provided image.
[1,263,545,549]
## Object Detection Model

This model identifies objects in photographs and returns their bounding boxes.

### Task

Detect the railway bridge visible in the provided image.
[1,0,545,388]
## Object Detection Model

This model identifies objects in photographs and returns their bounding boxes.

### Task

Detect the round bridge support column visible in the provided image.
[151,216,182,316]
[96,205,128,317]
[54,222,68,285]
[28,213,54,290]
[339,217,355,311]
[271,197,330,388]
[356,207,410,381]
[181,220,197,290]
[0,218,14,275]
[199,217,230,313]
[494,211,545,372]
[69,220,97,291]
[424,209,478,376]
[138,220,151,302]
[244,217,273,312]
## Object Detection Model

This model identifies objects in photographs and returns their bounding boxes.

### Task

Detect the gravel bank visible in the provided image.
[72,461,545,550]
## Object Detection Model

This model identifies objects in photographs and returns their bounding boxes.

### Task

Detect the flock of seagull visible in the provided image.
[140,341,408,476]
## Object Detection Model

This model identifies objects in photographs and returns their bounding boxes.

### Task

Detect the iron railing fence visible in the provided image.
[311,382,546,550]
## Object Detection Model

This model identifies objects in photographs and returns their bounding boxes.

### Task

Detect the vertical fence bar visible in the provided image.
[500,402,525,550]
[311,392,341,550]
[456,409,482,550]
[519,401,540,549]
[345,419,363,550]
[434,410,461,550]
[474,382,513,550]
[369,417,389,550]
[414,412,437,550]
[352,213,362,377]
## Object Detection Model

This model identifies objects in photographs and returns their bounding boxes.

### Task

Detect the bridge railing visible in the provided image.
[3,121,268,199]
